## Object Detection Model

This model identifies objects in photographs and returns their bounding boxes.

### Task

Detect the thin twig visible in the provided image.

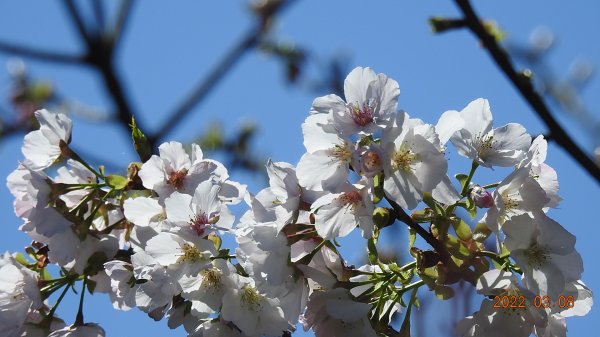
[92,0,106,33]
[151,0,298,143]
[0,41,85,64]
[62,0,148,147]
[454,0,600,185]
[62,0,92,45]
[112,0,135,47]
[385,196,451,263]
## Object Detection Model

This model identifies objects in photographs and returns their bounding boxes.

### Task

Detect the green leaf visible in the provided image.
[408,228,416,250]
[372,173,384,204]
[422,192,436,210]
[208,233,222,250]
[105,174,129,190]
[399,287,419,337]
[130,117,152,162]
[372,207,391,229]
[87,279,97,294]
[452,219,472,241]
[15,252,29,266]
[455,173,469,189]
[367,238,378,264]
[446,235,471,260]
[41,268,52,281]
[434,285,455,300]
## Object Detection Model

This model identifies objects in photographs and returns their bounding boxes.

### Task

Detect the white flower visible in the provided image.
[518,135,561,209]
[221,274,291,337]
[301,288,377,337]
[187,319,250,337]
[145,232,215,278]
[503,213,583,299]
[0,252,42,337]
[265,160,301,231]
[54,160,96,208]
[311,182,374,240]
[482,167,549,231]
[312,67,400,137]
[103,260,136,311]
[138,142,220,198]
[164,181,234,238]
[292,240,346,291]
[130,251,180,313]
[297,113,354,192]
[22,109,72,171]
[381,112,448,209]
[450,98,531,167]
[457,269,547,337]
[7,165,51,219]
[179,259,236,317]
[235,219,292,287]
[47,323,105,337]
[123,196,165,230]
[26,230,119,275]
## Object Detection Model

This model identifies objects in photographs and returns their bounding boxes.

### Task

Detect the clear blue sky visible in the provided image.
[0,1,598,336]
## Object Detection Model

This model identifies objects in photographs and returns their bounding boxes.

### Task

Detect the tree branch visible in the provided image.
[453,0,600,185]
[62,0,92,45]
[385,196,451,263]
[0,41,85,64]
[112,0,135,47]
[92,0,106,33]
[150,0,297,143]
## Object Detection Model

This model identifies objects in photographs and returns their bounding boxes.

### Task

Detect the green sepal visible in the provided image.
[455,173,469,191]
[372,173,385,204]
[367,238,378,264]
[105,174,129,190]
[452,218,473,241]
[434,285,455,300]
[408,228,416,250]
[130,117,152,162]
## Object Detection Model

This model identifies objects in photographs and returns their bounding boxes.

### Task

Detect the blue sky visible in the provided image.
[0,1,598,336]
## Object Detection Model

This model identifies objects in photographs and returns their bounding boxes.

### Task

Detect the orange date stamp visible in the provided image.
[492,295,575,309]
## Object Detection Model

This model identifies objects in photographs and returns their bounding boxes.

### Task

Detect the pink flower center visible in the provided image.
[168,169,188,190]
[339,191,362,205]
[190,212,209,236]
[362,150,382,173]
[348,101,376,127]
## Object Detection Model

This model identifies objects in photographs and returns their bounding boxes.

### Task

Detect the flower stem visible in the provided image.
[43,283,70,326]
[74,277,87,326]
[460,160,479,197]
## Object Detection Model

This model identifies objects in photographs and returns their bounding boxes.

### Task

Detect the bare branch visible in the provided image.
[453,0,600,185]
[151,0,298,143]
[92,0,106,33]
[0,40,85,64]
[385,196,451,263]
[62,0,92,45]
[113,0,135,47]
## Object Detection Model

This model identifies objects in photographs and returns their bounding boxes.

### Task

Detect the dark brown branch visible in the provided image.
[61,0,150,148]
[62,0,92,45]
[112,0,135,47]
[0,41,85,64]
[385,196,451,263]
[454,0,600,185]
[150,31,259,143]
[150,0,297,143]
[92,0,106,33]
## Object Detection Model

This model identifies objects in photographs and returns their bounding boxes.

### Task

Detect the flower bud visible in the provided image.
[470,185,494,208]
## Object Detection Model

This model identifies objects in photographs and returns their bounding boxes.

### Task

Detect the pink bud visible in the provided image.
[470,185,494,208]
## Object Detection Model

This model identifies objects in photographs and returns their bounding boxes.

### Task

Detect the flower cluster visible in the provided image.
[3,67,592,337]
